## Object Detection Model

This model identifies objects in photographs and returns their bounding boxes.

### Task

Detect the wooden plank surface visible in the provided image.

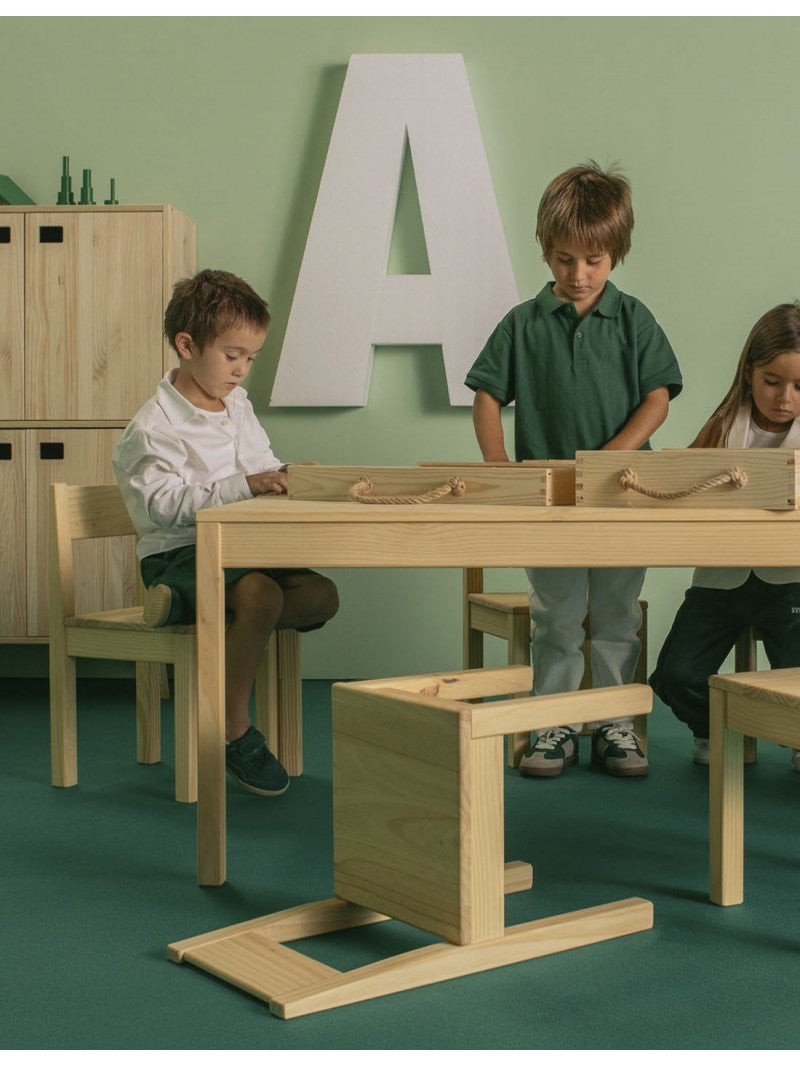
[288,464,552,506]
[421,460,576,505]
[576,449,798,509]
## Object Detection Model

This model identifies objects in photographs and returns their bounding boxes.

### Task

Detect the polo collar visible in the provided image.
[536,279,621,318]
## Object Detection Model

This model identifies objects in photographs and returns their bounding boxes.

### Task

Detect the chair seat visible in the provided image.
[468,592,529,614]
[709,667,800,707]
[65,607,195,633]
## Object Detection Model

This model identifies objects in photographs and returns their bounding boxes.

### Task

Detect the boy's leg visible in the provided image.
[584,568,650,776]
[268,569,339,634]
[585,567,645,726]
[520,568,588,777]
[223,571,290,796]
[526,566,589,704]
[223,570,337,796]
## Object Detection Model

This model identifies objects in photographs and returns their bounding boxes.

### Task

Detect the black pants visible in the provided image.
[649,573,800,737]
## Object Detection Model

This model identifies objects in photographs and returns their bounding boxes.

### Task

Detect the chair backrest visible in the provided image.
[49,483,139,623]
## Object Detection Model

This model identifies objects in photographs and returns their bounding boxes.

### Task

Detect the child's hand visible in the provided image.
[246,470,289,496]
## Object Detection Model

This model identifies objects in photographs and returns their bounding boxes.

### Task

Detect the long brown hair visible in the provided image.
[702,303,800,447]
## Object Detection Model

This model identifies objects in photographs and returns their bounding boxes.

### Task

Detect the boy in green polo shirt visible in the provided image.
[465,161,682,778]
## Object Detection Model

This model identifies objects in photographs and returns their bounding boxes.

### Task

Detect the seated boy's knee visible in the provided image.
[230,571,284,627]
[306,574,339,623]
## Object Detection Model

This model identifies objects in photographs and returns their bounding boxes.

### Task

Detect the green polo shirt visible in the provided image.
[465,281,682,460]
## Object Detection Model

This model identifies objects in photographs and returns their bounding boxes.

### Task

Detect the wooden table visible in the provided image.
[195,497,800,885]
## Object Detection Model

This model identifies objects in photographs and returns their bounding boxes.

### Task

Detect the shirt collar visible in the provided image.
[535,279,621,319]
[156,369,240,428]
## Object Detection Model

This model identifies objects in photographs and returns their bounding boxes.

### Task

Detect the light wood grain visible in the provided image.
[577,448,798,510]
[0,212,24,420]
[0,204,195,643]
[28,429,131,636]
[288,464,552,506]
[422,459,576,505]
[0,430,26,634]
[333,686,470,943]
[171,896,653,1019]
[709,686,744,907]
[25,211,162,420]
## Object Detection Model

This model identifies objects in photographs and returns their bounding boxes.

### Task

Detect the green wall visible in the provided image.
[3,16,799,678]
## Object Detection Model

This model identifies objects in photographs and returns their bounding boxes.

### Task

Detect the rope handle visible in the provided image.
[619,466,748,500]
[348,476,467,505]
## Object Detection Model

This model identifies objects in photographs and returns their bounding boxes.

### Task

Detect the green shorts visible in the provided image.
[140,543,318,626]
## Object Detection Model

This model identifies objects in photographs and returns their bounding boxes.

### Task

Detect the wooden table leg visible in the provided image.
[196,521,227,886]
[709,687,744,906]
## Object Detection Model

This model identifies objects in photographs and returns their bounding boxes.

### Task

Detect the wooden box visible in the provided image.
[420,460,576,506]
[576,449,800,510]
[288,464,554,506]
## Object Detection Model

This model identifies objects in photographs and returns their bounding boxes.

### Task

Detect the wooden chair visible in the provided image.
[48,483,302,805]
[709,666,800,906]
[170,665,654,1019]
[463,568,649,765]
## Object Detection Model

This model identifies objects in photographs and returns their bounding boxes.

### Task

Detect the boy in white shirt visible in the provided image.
[113,269,339,797]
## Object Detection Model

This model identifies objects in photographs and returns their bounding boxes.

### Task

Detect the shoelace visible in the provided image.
[601,727,638,751]
[536,727,574,751]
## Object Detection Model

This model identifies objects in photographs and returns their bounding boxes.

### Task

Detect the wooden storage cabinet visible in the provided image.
[0,205,196,641]
[0,429,27,636]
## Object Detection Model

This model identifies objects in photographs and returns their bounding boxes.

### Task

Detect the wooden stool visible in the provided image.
[709,667,800,906]
[169,666,654,1018]
[463,568,649,766]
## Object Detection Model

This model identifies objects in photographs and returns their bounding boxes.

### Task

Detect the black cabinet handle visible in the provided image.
[39,442,64,460]
[39,226,64,243]
[0,443,11,459]
[0,227,10,244]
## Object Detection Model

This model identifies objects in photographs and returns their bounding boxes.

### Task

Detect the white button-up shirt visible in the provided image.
[113,370,282,560]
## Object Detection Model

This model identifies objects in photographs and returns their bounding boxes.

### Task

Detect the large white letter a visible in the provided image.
[270,54,518,407]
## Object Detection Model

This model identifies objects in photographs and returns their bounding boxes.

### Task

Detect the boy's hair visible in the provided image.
[164,269,271,353]
[703,303,800,447]
[536,161,633,267]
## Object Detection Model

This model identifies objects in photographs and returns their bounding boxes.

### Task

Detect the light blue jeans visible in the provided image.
[524,566,645,732]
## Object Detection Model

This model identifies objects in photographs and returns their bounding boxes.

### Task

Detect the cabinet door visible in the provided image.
[0,213,24,419]
[25,212,163,420]
[27,428,136,636]
[0,430,27,636]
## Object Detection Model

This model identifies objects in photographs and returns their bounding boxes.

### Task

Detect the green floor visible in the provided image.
[1,676,798,1049]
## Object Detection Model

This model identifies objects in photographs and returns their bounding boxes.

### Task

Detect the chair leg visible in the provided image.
[158,662,171,700]
[173,641,198,804]
[135,662,162,765]
[277,630,302,777]
[734,630,758,764]
[506,613,532,767]
[49,638,78,788]
[463,568,485,671]
[254,633,280,755]
[709,687,744,906]
[633,601,648,752]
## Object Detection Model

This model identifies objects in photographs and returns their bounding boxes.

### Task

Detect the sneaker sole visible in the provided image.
[520,753,578,779]
[227,770,290,797]
[591,753,649,777]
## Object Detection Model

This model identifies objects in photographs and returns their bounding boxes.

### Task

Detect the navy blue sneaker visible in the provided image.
[226,726,289,796]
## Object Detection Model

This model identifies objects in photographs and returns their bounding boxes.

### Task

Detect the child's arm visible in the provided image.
[601,386,670,451]
[472,389,510,461]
